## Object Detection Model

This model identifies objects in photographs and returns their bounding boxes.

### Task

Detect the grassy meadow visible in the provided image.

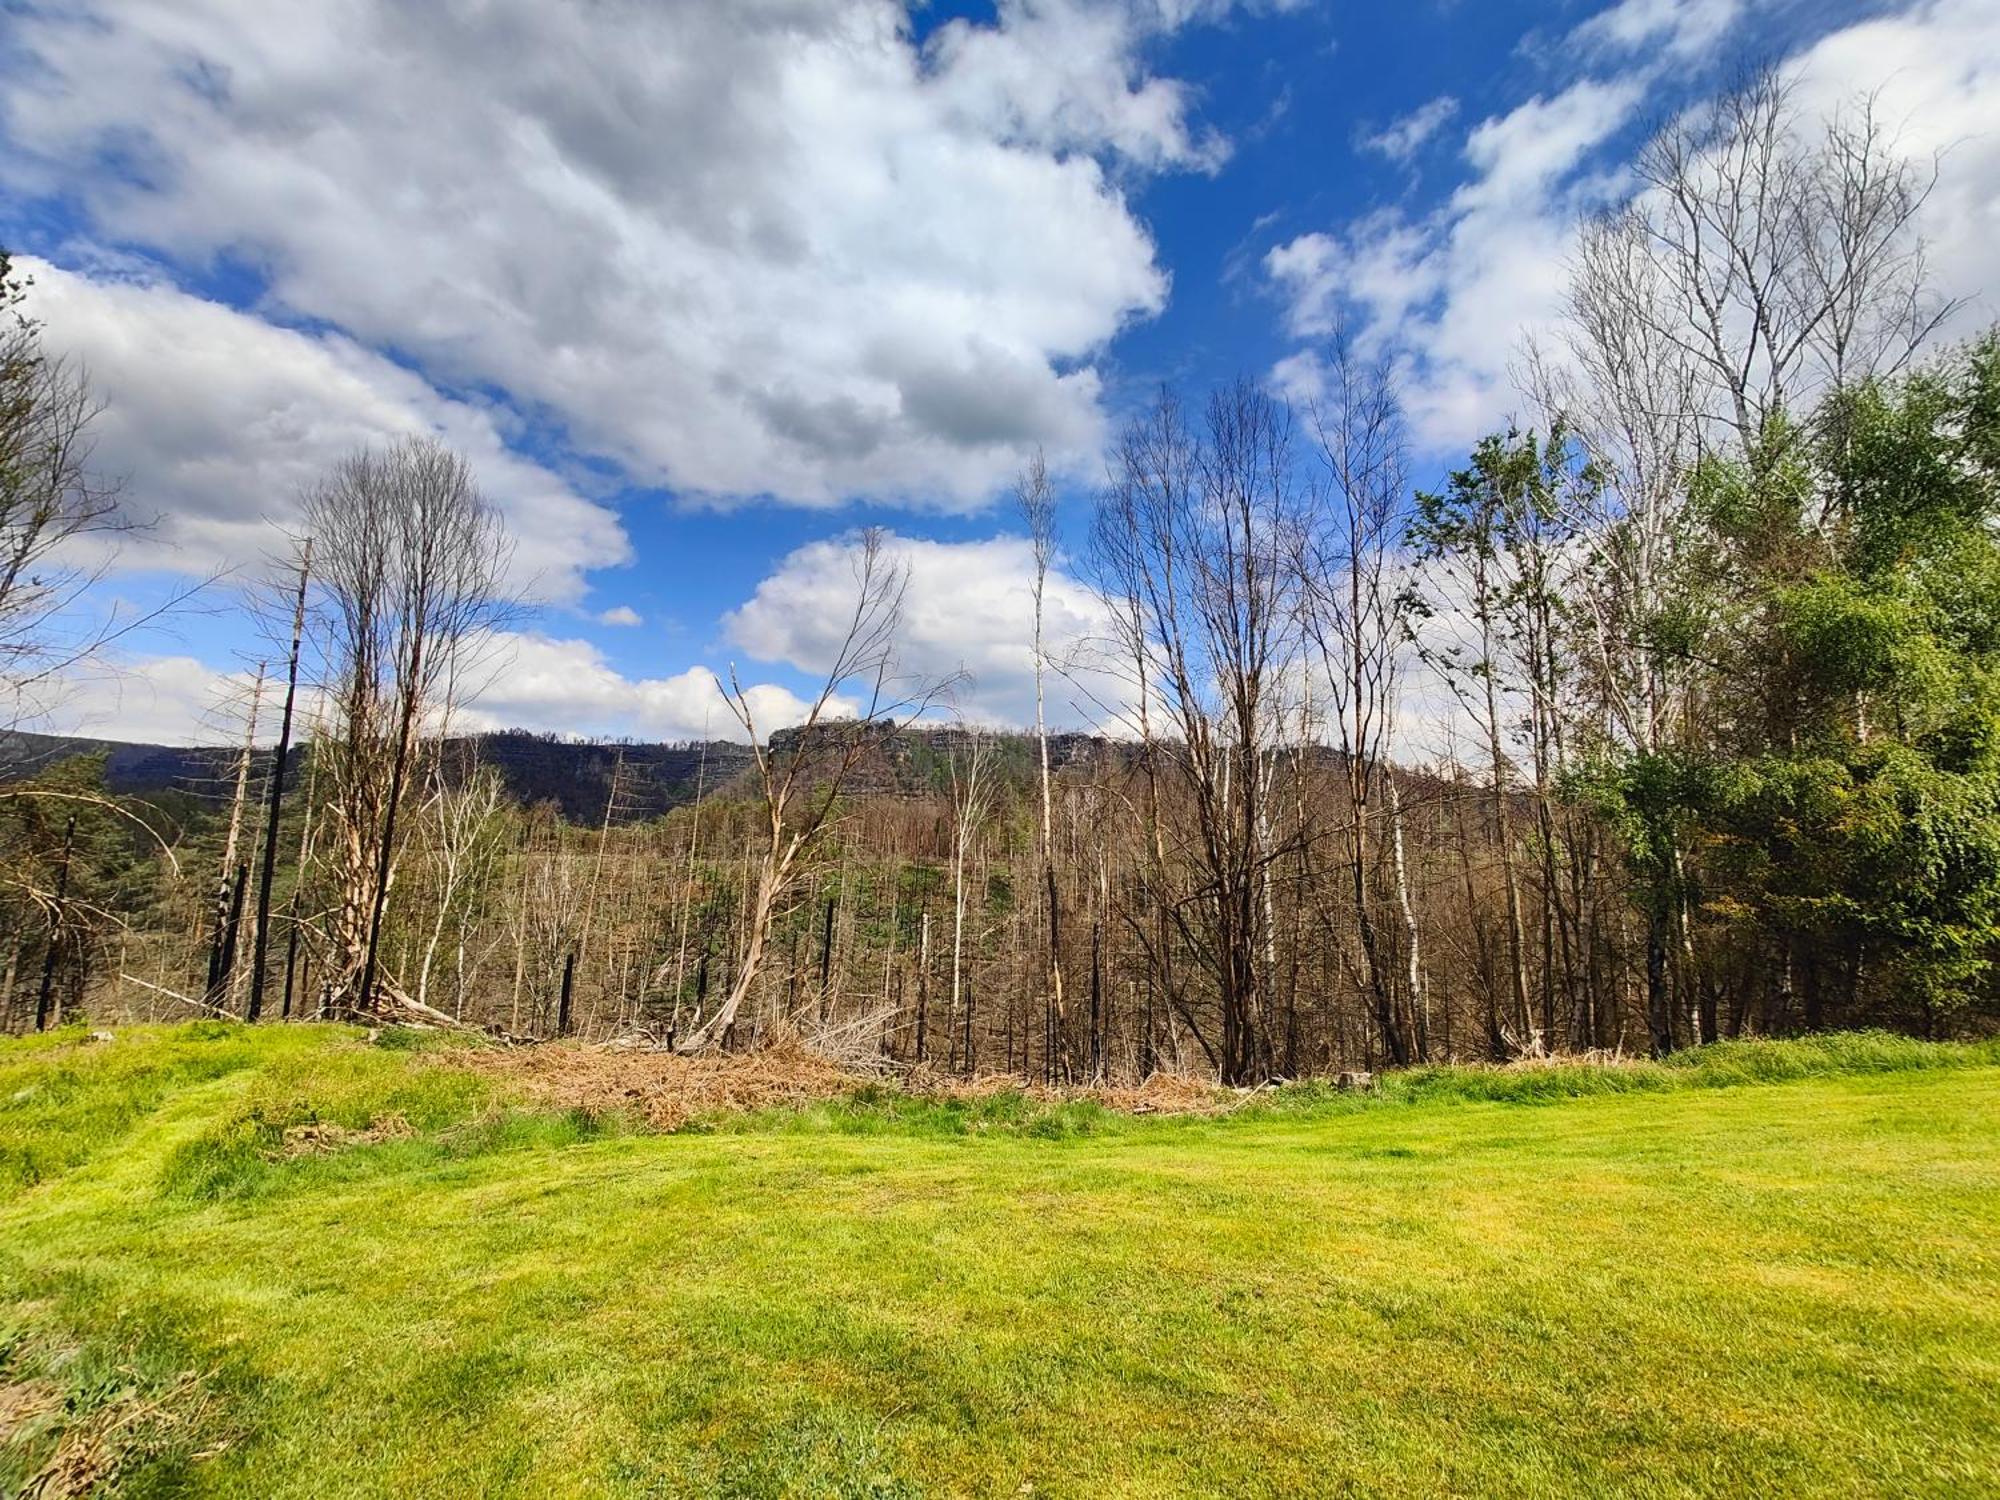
[2,1024,1997,1497]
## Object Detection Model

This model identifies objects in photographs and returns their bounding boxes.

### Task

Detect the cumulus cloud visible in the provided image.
[20,525,1143,744]
[1265,0,2000,455]
[1267,77,1640,448]
[0,0,1251,510]
[929,0,1234,172]
[595,606,644,628]
[725,531,1129,730]
[454,634,836,743]
[36,635,838,746]
[29,655,259,747]
[20,259,630,601]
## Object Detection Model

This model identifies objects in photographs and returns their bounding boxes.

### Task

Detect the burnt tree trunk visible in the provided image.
[33,815,76,1032]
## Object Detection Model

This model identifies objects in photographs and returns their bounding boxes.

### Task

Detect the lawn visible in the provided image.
[1,1025,1996,1497]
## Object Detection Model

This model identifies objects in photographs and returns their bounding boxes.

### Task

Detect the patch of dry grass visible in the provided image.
[456,1032,1251,1130]
[0,1337,219,1499]
[452,1031,861,1131]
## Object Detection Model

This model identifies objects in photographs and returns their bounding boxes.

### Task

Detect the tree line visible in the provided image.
[3,70,1997,1079]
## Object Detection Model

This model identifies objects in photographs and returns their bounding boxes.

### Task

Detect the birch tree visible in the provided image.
[1018,450,1070,1080]
[1299,341,1416,1066]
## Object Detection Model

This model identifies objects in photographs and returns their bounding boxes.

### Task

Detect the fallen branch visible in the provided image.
[119,973,234,1019]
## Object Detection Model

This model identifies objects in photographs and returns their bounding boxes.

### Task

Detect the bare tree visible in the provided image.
[676,528,957,1054]
[246,539,311,1021]
[301,436,513,1018]
[1091,466,1177,1080]
[412,752,508,1018]
[657,732,710,1036]
[1096,381,1304,1084]
[0,255,200,1029]
[1614,68,1954,463]
[0,251,146,726]
[205,663,265,1008]
[946,726,994,1073]
[1298,340,1416,1066]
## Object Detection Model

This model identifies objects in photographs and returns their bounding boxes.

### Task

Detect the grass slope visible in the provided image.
[2,1025,1997,1497]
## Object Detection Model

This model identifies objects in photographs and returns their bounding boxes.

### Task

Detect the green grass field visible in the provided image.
[2,1025,1997,1497]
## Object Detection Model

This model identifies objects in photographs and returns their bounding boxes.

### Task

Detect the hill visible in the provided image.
[0,728,759,823]
[0,724,1133,824]
[2,1025,1995,1496]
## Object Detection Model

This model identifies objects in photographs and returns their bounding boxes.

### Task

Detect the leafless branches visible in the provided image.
[1299,339,1418,1065]
[1573,66,1954,468]
[677,527,960,1053]
[299,436,515,1016]
[1096,380,1305,1083]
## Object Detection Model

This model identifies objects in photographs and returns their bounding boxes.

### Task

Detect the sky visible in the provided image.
[1,0,1996,745]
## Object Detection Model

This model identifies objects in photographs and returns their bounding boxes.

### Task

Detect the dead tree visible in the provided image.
[1299,339,1416,1067]
[946,727,994,1073]
[1613,68,1952,464]
[301,436,513,1018]
[248,539,311,1020]
[206,664,265,1006]
[412,754,507,1018]
[1096,382,1304,1084]
[0,254,127,723]
[1019,451,1071,1081]
[676,528,957,1054]
[32,812,74,1031]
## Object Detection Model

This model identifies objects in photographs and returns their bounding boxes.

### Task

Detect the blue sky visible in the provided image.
[1,0,1993,743]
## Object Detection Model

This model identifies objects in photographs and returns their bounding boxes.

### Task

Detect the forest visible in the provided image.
[2,71,1997,1084]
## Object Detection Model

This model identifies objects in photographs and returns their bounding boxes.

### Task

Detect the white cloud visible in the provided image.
[928,0,1233,173]
[1265,0,2000,455]
[18,529,1141,744]
[38,523,1129,741]
[725,530,1129,729]
[1265,210,1443,342]
[0,0,1252,510]
[1267,77,1640,450]
[20,258,630,602]
[596,606,644,628]
[29,655,257,747]
[455,634,835,743]
[1362,96,1459,163]
[1454,78,1642,211]
[1571,0,1743,61]
[35,635,837,746]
